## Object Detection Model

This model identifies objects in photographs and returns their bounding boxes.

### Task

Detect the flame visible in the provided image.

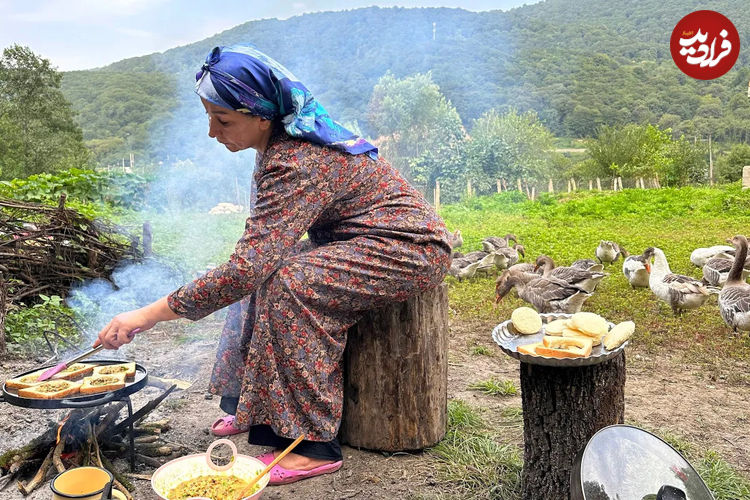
[56,413,72,445]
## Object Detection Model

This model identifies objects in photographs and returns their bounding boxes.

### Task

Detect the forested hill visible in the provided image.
[60,0,750,165]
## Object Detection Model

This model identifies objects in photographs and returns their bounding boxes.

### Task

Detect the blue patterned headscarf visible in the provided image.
[195,45,377,159]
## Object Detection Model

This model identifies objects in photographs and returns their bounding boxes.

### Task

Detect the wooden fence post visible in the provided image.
[548,179,554,193]
[467,179,472,197]
[497,179,502,193]
[596,177,602,191]
[743,167,750,190]
[434,180,441,211]
[517,178,523,192]
[571,178,577,191]
[588,179,593,190]
[618,177,623,190]
[531,186,536,201]
[567,179,572,193]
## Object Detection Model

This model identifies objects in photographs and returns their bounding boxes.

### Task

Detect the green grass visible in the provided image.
[468,377,518,396]
[470,345,494,356]
[441,183,750,363]
[427,400,522,499]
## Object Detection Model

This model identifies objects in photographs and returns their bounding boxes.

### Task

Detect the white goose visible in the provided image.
[449,229,463,249]
[690,245,734,268]
[649,247,717,315]
[622,248,653,288]
[719,235,750,334]
[534,255,607,293]
[495,268,591,313]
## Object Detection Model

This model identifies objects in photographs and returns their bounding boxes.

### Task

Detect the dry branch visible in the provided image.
[16,448,54,496]
[0,196,142,307]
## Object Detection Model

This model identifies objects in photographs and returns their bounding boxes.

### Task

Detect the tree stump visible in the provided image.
[520,352,626,500]
[339,283,448,452]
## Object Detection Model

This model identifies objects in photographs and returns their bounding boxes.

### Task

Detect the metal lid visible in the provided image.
[574,425,714,500]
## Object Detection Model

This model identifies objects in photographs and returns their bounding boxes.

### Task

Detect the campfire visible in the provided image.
[0,381,184,498]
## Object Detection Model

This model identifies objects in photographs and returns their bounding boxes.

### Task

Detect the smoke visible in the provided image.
[66,91,258,344]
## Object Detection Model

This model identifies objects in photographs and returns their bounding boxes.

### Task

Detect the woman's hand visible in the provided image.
[96,310,155,349]
[95,296,181,349]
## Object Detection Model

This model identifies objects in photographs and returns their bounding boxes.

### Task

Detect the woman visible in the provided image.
[96,45,451,485]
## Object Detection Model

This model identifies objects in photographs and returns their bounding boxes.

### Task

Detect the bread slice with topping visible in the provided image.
[18,379,82,399]
[5,370,46,389]
[54,363,95,380]
[92,362,136,378]
[80,373,127,395]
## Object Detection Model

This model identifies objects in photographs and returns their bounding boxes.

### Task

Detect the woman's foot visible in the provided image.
[271,451,336,471]
[210,415,246,436]
[255,450,343,485]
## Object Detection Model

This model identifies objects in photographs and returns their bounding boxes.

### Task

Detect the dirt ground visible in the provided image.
[1,313,748,499]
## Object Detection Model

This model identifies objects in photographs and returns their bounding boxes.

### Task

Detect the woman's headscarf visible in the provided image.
[195,44,377,159]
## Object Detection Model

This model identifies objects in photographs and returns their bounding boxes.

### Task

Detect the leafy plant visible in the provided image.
[4,294,81,347]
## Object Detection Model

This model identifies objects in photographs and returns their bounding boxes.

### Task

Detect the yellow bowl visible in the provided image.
[151,451,268,500]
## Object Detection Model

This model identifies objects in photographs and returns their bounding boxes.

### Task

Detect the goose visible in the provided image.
[571,259,605,272]
[450,229,463,249]
[534,255,607,293]
[596,240,624,265]
[508,262,538,274]
[482,234,517,252]
[475,252,503,277]
[495,268,592,313]
[702,255,750,287]
[622,248,653,288]
[494,244,525,270]
[449,260,484,280]
[649,247,717,315]
[690,245,734,268]
[719,235,750,334]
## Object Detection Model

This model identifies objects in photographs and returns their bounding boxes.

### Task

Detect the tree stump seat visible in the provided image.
[520,352,626,500]
[339,283,449,452]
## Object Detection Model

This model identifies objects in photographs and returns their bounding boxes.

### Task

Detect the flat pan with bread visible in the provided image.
[492,311,632,367]
[1,360,148,409]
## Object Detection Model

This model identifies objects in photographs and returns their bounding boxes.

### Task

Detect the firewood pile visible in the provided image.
[0,196,143,306]
[0,382,183,498]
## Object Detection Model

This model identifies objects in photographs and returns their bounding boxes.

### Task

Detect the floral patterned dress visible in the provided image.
[167,129,452,441]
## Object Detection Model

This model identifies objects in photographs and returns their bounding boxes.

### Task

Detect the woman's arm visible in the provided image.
[95,296,181,349]
[167,144,339,321]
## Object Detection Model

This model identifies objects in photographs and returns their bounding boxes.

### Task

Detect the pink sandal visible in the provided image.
[210,415,245,436]
[255,452,342,485]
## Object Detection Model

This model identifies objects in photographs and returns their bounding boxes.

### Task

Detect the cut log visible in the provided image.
[340,283,448,452]
[519,352,625,500]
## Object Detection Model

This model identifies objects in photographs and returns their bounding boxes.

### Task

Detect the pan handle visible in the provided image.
[59,392,117,408]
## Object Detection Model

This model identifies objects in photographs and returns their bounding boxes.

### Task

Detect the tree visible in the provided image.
[0,45,89,179]
[466,108,557,194]
[716,143,750,183]
[367,72,465,186]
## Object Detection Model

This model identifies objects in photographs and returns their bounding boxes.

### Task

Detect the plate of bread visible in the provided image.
[492,308,633,367]
[3,361,143,404]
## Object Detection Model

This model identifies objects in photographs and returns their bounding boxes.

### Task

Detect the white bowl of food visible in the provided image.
[151,439,268,500]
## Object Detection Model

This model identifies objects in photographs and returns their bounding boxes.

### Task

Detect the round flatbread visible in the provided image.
[544,319,568,336]
[511,307,542,335]
[569,312,608,337]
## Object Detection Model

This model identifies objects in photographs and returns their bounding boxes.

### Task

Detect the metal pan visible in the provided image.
[492,312,629,367]
[2,360,148,409]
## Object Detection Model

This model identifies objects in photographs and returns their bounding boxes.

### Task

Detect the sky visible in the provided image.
[0,0,539,71]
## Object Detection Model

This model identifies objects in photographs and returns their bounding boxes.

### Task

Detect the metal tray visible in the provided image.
[491,312,628,367]
[2,359,148,409]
